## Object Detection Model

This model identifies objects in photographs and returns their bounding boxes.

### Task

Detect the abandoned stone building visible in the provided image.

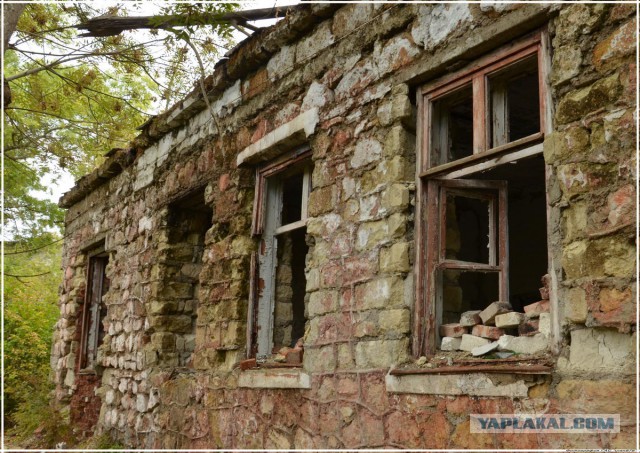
[52,3,637,449]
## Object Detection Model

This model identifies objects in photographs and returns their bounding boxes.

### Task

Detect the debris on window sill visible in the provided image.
[239,344,304,371]
[393,351,553,375]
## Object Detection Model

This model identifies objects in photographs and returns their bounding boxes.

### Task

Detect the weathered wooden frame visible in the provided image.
[251,145,311,236]
[414,29,549,358]
[426,179,509,354]
[78,248,109,371]
[419,30,547,178]
[248,147,312,358]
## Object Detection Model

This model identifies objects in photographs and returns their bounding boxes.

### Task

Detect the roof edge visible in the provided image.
[59,3,342,208]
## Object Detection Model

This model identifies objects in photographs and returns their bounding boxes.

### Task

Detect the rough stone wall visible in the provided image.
[52,3,637,449]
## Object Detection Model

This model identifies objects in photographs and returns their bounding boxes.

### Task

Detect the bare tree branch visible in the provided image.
[74,7,290,38]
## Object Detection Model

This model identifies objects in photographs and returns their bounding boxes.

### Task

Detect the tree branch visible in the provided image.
[4,271,52,283]
[6,53,103,82]
[74,6,292,37]
[4,237,65,256]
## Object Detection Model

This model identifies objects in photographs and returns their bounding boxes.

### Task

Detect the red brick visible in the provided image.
[286,349,303,364]
[606,184,635,227]
[218,174,230,192]
[586,282,635,329]
[242,68,268,99]
[240,358,256,370]
[439,323,467,338]
[471,324,504,340]
[524,300,550,317]
[251,118,269,143]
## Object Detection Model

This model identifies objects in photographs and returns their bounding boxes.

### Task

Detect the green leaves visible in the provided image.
[5,3,240,238]
[3,3,242,444]
[4,235,62,431]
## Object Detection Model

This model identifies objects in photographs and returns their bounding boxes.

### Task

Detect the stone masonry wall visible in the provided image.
[52,3,637,449]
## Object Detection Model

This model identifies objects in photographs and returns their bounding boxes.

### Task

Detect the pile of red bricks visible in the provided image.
[239,339,304,370]
[439,276,551,356]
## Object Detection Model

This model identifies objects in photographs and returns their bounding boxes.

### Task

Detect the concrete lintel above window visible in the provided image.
[238,369,311,389]
[237,108,319,166]
[385,371,543,397]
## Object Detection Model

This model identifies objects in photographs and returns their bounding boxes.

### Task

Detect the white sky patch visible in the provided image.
[30,165,75,205]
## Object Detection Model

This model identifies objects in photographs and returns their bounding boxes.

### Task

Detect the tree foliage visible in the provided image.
[4,234,62,434]
[2,3,241,444]
[3,2,238,240]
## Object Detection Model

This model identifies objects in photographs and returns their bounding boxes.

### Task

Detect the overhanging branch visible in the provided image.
[74,7,293,38]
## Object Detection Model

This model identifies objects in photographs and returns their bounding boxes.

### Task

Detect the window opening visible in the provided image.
[252,150,312,364]
[430,84,474,166]
[417,31,552,358]
[166,187,212,366]
[444,192,493,264]
[489,55,540,147]
[80,252,109,370]
[471,155,548,312]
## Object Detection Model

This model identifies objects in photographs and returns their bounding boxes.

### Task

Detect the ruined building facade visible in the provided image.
[52,4,637,448]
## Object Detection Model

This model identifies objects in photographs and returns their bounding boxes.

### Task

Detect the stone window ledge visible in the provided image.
[385,367,549,397]
[236,108,318,166]
[238,369,311,389]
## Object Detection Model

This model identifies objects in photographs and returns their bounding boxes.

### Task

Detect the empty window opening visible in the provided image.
[471,155,548,312]
[273,227,308,350]
[253,153,312,362]
[167,188,213,366]
[489,55,540,147]
[441,270,499,325]
[281,172,304,225]
[445,193,492,264]
[80,252,109,370]
[430,84,474,166]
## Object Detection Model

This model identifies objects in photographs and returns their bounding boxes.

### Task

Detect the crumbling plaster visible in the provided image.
[53,3,636,449]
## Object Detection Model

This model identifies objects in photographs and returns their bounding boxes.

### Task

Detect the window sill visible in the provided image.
[389,363,552,375]
[386,362,550,397]
[238,368,311,389]
[419,132,543,179]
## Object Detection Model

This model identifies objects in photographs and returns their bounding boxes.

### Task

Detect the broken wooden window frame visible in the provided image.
[426,179,509,351]
[414,29,553,358]
[248,145,312,359]
[78,247,110,371]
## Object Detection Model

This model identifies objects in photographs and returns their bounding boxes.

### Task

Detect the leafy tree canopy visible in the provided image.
[3,4,245,440]
[4,233,62,429]
[3,2,239,241]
